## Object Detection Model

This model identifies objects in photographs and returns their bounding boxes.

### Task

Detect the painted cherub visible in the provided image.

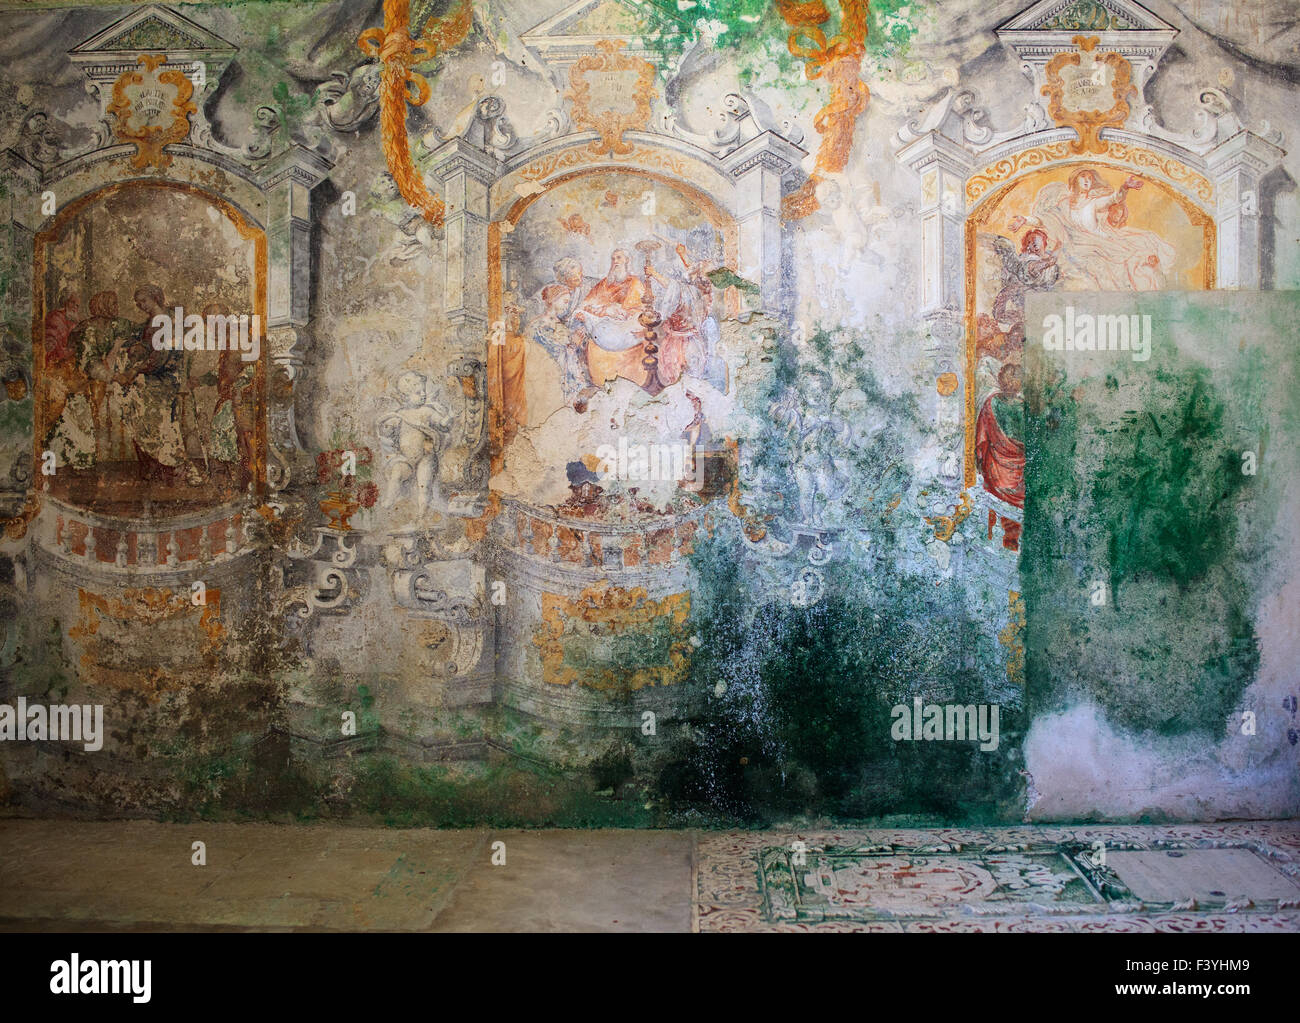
[377,371,454,513]
[366,173,436,264]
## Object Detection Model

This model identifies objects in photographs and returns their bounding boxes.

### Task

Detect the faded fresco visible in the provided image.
[38,183,264,516]
[970,164,1213,548]
[0,0,1296,828]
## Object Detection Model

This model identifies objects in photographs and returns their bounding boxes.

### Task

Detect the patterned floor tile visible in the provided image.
[696,822,1300,933]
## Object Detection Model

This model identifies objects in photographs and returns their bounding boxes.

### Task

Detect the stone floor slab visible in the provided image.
[1106,848,1300,903]
[428,830,694,933]
[2,819,1298,932]
[0,821,483,931]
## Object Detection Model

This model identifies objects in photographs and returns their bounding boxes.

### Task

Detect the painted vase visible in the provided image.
[319,489,360,531]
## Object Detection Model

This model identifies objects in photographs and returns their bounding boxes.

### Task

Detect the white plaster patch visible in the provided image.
[1024,703,1300,821]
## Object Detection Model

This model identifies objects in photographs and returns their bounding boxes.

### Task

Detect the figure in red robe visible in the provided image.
[977,361,1019,551]
[976,362,1025,508]
[44,293,80,368]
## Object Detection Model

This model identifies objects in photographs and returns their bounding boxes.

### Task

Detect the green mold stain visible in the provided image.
[635,1,925,87]
[659,522,1023,825]
[1021,297,1290,738]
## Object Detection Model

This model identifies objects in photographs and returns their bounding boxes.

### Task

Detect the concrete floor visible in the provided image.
[1,819,1297,932]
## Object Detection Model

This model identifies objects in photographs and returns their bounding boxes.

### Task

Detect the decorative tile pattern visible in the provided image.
[696,823,1300,933]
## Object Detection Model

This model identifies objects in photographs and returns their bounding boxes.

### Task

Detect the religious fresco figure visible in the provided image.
[647,241,725,392]
[976,362,1025,551]
[569,244,721,394]
[114,285,195,484]
[201,300,257,481]
[572,248,650,388]
[42,292,81,427]
[1013,168,1175,291]
[526,284,590,407]
[43,293,80,369]
[971,165,1200,523]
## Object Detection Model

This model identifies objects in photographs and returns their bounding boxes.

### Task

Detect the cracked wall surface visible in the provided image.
[0,0,1297,826]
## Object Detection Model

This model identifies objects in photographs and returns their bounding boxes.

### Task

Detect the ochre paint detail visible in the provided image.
[566,40,657,156]
[70,586,226,659]
[966,142,1215,208]
[926,488,972,542]
[777,0,871,219]
[1,494,41,541]
[359,0,473,228]
[107,54,196,171]
[726,438,771,542]
[998,589,1026,686]
[533,582,691,690]
[1041,36,1134,155]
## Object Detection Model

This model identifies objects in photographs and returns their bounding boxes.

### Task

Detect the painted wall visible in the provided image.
[0,0,1296,826]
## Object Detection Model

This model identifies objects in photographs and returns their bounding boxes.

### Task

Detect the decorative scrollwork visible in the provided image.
[107,54,197,170]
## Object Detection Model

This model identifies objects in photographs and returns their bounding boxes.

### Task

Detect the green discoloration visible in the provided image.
[658,522,1023,825]
[1022,293,1300,737]
[635,1,925,86]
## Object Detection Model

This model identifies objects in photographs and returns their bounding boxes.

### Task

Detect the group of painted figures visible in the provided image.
[518,241,728,409]
[42,285,255,493]
[976,167,1177,524]
[36,159,1179,528]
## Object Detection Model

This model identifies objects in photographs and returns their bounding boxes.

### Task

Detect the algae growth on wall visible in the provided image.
[0,0,1296,825]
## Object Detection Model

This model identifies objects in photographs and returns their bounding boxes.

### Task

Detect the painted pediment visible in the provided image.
[69,4,236,60]
[996,0,1177,89]
[998,0,1174,34]
[522,0,684,68]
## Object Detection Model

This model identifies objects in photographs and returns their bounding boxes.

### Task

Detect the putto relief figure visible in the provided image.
[377,370,455,514]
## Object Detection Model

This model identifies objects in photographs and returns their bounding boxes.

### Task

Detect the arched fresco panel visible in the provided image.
[964,162,1214,536]
[491,168,738,515]
[35,182,266,519]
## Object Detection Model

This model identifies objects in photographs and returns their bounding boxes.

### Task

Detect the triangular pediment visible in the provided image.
[998,0,1174,35]
[563,0,644,36]
[69,4,236,58]
[997,0,1176,73]
[522,0,684,68]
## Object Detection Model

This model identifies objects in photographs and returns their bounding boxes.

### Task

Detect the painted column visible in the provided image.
[431,138,500,334]
[721,132,805,316]
[0,150,40,520]
[429,138,502,517]
[1206,132,1285,290]
[897,131,972,484]
[257,145,332,456]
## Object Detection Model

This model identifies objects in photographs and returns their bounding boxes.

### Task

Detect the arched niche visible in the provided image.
[30,178,267,569]
[963,151,1216,504]
[895,1,1283,566]
[488,163,739,484]
[430,125,802,519]
[1,5,333,556]
[960,148,1218,557]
